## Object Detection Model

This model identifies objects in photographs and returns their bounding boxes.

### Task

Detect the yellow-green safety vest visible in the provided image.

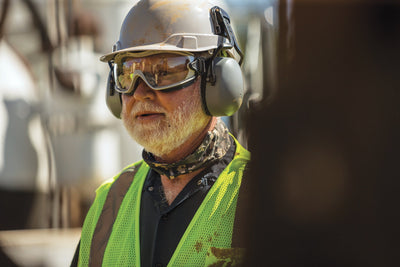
[78,137,250,266]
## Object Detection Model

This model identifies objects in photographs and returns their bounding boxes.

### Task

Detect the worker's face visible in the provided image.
[121,77,210,157]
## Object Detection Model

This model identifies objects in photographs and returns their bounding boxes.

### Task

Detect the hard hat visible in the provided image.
[101,0,239,61]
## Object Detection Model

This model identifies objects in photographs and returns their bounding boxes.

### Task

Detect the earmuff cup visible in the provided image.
[106,70,122,119]
[203,57,244,117]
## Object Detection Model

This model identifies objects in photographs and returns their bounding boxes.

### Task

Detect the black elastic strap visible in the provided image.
[200,59,212,116]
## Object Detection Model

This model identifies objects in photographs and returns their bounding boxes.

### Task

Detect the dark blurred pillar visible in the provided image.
[0,189,35,230]
[243,0,400,266]
[0,247,18,267]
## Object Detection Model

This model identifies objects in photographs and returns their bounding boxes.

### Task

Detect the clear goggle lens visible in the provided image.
[113,52,197,93]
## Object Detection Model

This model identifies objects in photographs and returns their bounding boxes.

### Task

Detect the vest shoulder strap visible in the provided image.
[89,162,143,267]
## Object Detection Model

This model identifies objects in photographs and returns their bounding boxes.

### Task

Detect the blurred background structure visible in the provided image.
[0,0,275,266]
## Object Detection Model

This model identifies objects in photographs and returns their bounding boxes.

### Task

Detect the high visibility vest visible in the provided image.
[78,137,250,267]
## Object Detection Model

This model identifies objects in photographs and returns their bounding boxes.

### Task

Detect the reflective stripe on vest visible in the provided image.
[78,161,147,267]
[89,162,142,266]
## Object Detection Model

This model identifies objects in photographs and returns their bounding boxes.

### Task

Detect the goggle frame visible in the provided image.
[111,51,205,94]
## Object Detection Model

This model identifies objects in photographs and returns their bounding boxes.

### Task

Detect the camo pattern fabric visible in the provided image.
[142,118,232,179]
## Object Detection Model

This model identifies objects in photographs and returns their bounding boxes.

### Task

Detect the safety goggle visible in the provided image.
[112,51,202,94]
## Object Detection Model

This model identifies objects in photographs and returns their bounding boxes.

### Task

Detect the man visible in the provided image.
[72,0,250,266]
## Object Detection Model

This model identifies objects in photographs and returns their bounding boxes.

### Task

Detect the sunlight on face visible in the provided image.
[121,87,210,157]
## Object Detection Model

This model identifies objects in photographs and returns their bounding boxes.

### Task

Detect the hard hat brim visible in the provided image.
[100,33,234,62]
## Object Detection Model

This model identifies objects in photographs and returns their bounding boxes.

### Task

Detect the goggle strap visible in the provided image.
[107,61,117,96]
[188,57,206,74]
[200,68,212,116]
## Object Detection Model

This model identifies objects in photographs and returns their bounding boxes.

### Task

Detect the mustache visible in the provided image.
[130,102,166,115]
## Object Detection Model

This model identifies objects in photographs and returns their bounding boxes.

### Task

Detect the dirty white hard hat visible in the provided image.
[100,0,238,62]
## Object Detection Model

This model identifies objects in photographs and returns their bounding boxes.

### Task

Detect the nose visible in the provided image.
[121,79,155,106]
[132,79,155,101]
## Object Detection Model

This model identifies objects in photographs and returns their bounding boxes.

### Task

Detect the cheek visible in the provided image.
[121,94,134,112]
[160,80,202,111]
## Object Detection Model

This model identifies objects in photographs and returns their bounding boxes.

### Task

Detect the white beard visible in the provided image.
[121,91,210,157]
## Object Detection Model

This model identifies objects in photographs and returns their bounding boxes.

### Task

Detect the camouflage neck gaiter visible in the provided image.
[142,119,232,179]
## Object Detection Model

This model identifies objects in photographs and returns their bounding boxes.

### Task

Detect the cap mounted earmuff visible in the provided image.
[201,6,244,116]
[103,0,244,118]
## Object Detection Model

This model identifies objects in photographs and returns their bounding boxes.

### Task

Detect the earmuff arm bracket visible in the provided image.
[208,45,223,85]
[210,6,244,65]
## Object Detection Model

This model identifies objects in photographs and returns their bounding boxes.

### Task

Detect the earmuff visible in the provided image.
[201,56,244,117]
[200,6,245,117]
[105,5,244,119]
[105,68,122,119]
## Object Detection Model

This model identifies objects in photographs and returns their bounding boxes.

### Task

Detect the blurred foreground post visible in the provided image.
[243,0,400,266]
